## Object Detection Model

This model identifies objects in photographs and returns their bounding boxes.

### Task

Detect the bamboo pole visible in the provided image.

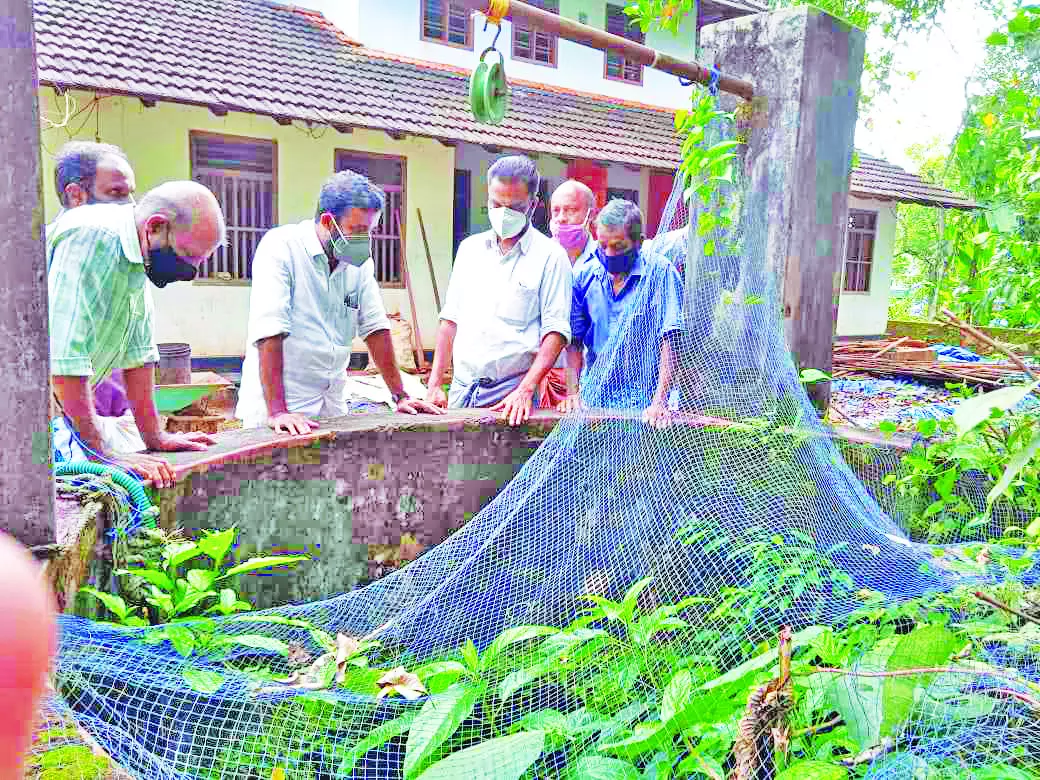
[940,307,1036,379]
[457,0,755,101]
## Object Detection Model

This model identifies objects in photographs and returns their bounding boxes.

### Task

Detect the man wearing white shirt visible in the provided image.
[425,155,572,426]
[236,171,442,435]
[541,179,598,409]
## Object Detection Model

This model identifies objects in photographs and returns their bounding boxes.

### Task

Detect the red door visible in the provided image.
[646,172,674,238]
[566,160,608,210]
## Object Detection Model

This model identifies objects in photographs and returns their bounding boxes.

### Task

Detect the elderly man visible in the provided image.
[425,155,571,425]
[562,199,684,426]
[235,171,442,435]
[540,179,599,407]
[49,181,225,487]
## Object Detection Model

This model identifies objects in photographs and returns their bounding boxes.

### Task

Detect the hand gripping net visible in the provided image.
[38,113,1040,779]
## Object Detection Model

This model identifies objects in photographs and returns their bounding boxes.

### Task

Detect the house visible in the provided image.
[32,0,972,367]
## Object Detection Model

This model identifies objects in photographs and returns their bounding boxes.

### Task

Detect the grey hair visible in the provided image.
[136,181,228,247]
[315,170,386,221]
[597,198,643,244]
[54,141,129,207]
[553,179,596,212]
[488,155,540,198]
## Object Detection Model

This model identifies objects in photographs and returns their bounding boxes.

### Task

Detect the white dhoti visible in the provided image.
[52,413,147,463]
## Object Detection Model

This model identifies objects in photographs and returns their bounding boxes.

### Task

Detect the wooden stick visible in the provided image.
[871,336,907,359]
[975,590,1040,628]
[416,208,442,312]
[940,307,1036,378]
[395,209,429,371]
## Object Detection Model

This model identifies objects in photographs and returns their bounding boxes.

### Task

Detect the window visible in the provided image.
[190,132,276,281]
[513,0,558,66]
[335,151,406,286]
[842,209,877,293]
[605,4,644,84]
[606,187,639,206]
[421,0,472,48]
[453,169,471,261]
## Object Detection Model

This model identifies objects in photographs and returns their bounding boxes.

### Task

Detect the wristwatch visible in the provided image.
[391,391,410,405]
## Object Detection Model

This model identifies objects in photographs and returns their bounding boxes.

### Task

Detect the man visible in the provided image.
[48,141,141,450]
[540,179,599,408]
[425,155,572,426]
[51,141,136,220]
[562,199,684,427]
[49,181,226,488]
[235,171,443,434]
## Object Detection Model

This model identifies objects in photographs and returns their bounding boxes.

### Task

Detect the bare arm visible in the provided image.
[651,337,676,407]
[565,345,584,397]
[426,320,457,390]
[257,334,290,416]
[121,364,167,450]
[51,376,106,456]
[364,328,406,397]
[518,332,567,395]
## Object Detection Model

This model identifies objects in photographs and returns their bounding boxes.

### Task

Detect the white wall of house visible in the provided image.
[303,0,696,109]
[836,196,898,338]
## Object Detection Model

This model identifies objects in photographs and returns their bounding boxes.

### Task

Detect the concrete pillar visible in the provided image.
[701,8,865,411]
[0,0,54,547]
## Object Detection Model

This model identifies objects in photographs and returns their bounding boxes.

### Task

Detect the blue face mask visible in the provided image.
[145,245,198,288]
[597,246,638,275]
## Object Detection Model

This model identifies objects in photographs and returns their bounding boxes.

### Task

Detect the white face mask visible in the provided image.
[488,203,530,239]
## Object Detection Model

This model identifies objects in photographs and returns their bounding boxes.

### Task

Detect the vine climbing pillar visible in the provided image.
[0,0,54,547]
[701,7,865,412]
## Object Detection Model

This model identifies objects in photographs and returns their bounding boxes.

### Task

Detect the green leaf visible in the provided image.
[414,731,545,780]
[79,587,129,621]
[404,683,484,779]
[775,760,847,779]
[460,638,480,673]
[880,624,961,737]
[986,431,1040,509]
[215,634,289,656]
[952,382,1039,435]
[879,420,898,437]
[115,568,174,592]
[182,668,224,694]
[916,418,938,437]
[187,569,217,591]
[230,614,313,628]
[336,712,418,776]
[172,589,215,617]
[479,626,558,672]
[499,662,553,702]
[165,541,203,569]
[598,722,670,760]
[217,554,309,579]
[702,626,826,691]
[800,368,831,385]
[985,31,1009,45]
[574,756,640,780]
[660,670,692,723]
[197,528,236,564]
[165,625,196,657]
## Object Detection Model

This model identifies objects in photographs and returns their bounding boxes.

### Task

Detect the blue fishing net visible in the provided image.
[37,113,1040,779]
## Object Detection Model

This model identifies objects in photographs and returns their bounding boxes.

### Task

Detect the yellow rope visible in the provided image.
[485,0,509,26]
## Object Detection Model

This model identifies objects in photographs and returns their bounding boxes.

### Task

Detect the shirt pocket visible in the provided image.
[330,289,361,348]
[496,280,539,327]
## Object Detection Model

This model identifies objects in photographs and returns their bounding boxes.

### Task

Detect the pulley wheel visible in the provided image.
[481,60,509,125]
[469,60,491,124]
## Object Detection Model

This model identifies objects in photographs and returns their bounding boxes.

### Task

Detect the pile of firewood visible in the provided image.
[832,310,1036,389]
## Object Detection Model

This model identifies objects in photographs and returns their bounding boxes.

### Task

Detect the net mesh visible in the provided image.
[35,113,1040,780]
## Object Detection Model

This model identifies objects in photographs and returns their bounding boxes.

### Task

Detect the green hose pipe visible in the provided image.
[54,461,160,527]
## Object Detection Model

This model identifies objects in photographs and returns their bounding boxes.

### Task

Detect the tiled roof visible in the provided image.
[851,152,977,211]
[33,0,975,210]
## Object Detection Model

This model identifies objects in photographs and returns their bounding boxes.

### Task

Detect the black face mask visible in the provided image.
[145,245,198,288]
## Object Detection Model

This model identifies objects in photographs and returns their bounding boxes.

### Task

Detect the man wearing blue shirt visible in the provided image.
[562,199,684,426]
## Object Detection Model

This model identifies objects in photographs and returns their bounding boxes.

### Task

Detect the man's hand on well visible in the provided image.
[557,393,582,414]
[151,431,217,452]
[396,397,446,416]
[112,452,178,489]
[642,400,672,429]
[267,411,320,436]
[425,385,448,408]
[492,385,535,427]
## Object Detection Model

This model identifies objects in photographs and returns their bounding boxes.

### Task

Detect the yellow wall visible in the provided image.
[39,87,456,355]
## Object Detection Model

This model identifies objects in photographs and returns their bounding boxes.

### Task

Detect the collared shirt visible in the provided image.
[440,227,572,403]
[570,249,684,405]
[48,203,159,386]
[552,234,598,370]
[236,220,391,427]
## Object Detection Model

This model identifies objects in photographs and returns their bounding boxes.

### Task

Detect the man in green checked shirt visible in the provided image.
[49,180,226,488]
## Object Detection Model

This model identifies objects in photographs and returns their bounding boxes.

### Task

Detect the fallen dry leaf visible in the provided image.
[376,666,427,700]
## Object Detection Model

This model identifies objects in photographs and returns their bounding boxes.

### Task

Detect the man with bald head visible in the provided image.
[539,179,599,407]
[49,180,226,487]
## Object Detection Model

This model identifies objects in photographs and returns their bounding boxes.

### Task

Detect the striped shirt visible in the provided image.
[48,203,159,386]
